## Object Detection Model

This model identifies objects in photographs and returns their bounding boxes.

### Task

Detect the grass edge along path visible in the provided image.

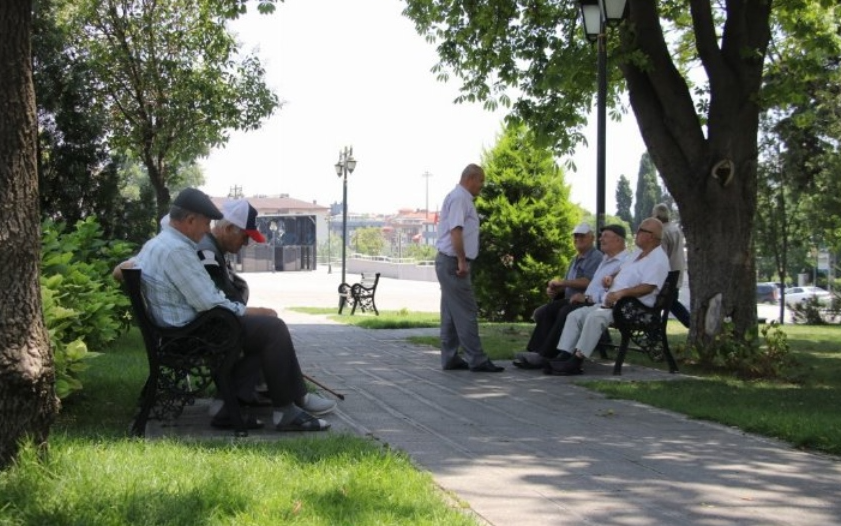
[0,328,481,526]
[297,307,841,458]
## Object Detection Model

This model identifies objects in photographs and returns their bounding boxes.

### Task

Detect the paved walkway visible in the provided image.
[147,268,841,525]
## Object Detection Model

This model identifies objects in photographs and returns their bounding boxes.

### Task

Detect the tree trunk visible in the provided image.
[143,152,171,220]
[0,0,59,469]
[622,0,771,358]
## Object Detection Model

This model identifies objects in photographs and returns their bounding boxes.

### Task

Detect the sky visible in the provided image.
[199,0,647,216]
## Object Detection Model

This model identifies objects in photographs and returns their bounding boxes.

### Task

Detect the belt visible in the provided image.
[438,252,474,262]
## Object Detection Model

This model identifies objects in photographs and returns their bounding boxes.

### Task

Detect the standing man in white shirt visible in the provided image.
[435,164,504,373]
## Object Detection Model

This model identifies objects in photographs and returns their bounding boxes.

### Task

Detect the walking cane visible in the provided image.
[303,373,345,401]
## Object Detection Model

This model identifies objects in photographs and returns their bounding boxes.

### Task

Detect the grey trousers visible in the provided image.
[435,253,490,368]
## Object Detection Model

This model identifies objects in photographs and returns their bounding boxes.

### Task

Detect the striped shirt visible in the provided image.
[133,226,246,327]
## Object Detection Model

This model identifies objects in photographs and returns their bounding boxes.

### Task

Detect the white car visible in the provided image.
[783,286,831,306]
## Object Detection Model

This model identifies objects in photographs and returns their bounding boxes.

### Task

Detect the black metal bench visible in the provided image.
[604,270,681,375]
[338,272,381,315]
[122,268,248,436]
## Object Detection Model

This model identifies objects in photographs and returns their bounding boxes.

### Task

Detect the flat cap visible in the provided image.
[172,188,222,219]
[600,224,627,239]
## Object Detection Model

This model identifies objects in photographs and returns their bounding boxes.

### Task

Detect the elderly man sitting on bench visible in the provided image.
[548,217,670,375]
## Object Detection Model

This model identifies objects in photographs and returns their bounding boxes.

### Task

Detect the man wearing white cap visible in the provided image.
[513,222,602,368]
[197,199,266,304]
[196,199,336,428]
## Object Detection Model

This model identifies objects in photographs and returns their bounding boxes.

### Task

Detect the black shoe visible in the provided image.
[470,360,505,373]
[543,353,584,376]
[443,358,470,370]
[512,352,546,369]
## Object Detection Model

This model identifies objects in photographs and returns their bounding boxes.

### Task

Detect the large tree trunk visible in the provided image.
[0,0,59,468]
[622,0,771,359]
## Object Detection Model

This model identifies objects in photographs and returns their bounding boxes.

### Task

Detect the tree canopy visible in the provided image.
[403,0,841,354]
[63,0,280,217]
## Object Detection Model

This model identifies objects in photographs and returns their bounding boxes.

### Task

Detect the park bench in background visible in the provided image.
[122,268,248,437]
[603,270,681,375]
[338,272,381,315]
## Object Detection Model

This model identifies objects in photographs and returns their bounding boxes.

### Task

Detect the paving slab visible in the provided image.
[144,268,841,525]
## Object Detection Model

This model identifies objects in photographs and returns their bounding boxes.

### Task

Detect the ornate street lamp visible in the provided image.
[334,146,357,285]
[578,0,627,247]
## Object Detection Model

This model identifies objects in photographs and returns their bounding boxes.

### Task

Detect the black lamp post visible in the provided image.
[334,146,357,285]
[578,0,627,246]
[325,215,333,274]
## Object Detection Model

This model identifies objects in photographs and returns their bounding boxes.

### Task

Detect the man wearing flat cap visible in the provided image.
[195,199,335,418]
[131,188,333,432]
[514,224,628,369]
[548,218,669,375]
[512,222,601,368]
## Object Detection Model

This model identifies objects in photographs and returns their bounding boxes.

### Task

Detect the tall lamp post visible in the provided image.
[334,146,357,285]
[578,0,627,246]
[325,215,333,274]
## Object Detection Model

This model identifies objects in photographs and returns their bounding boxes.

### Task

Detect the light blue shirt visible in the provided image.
[436,184,480,259]
[134,226,246,327]
[564,247,603,299]
[584,250,629,305]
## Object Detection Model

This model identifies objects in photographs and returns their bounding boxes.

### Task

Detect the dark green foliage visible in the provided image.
[615,174,633,226]
[40,217,136,398]
[32,0,136,239]
[473,123,578,321]
[632,153,662,231]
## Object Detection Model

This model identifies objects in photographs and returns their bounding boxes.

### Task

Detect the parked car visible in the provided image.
[756,282,779,304]
[783,286,831,306]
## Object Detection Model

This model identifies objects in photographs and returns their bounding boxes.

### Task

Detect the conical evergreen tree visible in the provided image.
[473,123,578,321]
[633,153,662,230]
[615,174,633,226]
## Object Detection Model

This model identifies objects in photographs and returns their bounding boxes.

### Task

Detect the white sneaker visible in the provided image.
[300,393,337,416]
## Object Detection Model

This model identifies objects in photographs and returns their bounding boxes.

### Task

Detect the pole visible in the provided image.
[422,171,432,219]
[596,26,607,247]
[327,218,332,274]
[341,173,348,285]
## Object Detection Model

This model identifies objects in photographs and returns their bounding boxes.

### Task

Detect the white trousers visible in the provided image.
[557,305,614,358]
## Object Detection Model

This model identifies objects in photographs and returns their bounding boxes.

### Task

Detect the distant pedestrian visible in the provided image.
[652,203,690,327]
[435,164,504,373]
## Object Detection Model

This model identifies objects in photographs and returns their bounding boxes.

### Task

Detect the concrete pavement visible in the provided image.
[146,268,841,525]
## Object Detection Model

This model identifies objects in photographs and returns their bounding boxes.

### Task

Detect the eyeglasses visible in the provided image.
[637,228,654,235]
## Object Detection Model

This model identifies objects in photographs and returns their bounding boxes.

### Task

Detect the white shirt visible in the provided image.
[610,246,670,307]
[436,184,480,260]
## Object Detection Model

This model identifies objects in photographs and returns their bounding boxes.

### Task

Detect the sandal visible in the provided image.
[211,413,264,430]
[275,411,331,432]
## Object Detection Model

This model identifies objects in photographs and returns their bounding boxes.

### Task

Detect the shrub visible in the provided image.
[692,320,794,379]
[41,216,135,398]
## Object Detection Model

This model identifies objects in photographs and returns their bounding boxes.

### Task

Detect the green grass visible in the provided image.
[580,324,841,456]
[290,307,441,329]
[0,329,479,526]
